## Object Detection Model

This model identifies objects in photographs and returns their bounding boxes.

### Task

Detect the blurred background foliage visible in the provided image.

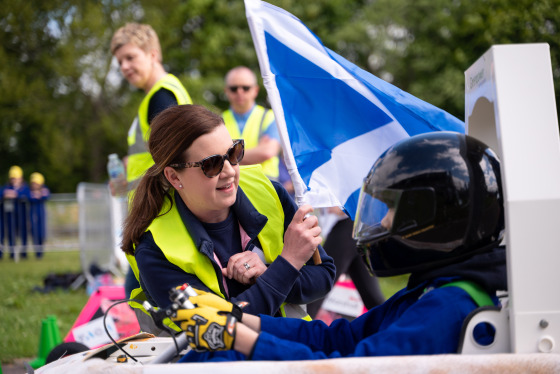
[1,0,559,192]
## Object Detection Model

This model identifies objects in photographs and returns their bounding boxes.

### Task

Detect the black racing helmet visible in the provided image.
[353,132,504,277]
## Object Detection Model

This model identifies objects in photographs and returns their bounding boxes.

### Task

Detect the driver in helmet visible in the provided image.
[172,131,507,361]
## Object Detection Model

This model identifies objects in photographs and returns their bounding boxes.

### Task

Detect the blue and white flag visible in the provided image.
[245,0,464,219]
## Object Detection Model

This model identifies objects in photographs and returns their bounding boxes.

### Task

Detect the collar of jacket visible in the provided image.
[173,187,268,255]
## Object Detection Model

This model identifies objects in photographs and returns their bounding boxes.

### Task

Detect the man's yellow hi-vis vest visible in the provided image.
[223,106,279,179]
[127,74,192,183]
[127,165,310,321]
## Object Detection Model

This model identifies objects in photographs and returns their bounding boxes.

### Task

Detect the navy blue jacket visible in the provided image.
[135,180,336,316]
[3,182,31,242]
[180,246,506,362]
[29,187,50,245]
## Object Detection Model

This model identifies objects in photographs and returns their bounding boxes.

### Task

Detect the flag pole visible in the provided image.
[247,0,321,264]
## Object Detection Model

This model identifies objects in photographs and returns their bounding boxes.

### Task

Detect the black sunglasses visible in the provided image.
[169,139,245,178]
[228,85,252,93]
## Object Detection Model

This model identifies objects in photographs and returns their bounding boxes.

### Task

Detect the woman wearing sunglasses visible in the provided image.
[121,104,335,331]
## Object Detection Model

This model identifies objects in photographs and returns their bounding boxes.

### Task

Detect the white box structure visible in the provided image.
[465,44,560,353]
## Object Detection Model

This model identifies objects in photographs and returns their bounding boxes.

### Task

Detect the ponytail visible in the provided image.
[121,165,173,254]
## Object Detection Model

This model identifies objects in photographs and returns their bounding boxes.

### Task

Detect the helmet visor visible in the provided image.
[353,187,402,244]
[353,185,437,245]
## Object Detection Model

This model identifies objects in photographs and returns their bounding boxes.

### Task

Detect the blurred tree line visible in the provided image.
[1,0,559,192]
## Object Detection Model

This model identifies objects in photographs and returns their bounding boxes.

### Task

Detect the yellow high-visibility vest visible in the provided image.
[223,106,279,179]
[127,74,192,183]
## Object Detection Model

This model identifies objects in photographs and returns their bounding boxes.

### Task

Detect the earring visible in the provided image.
[179,184,183,188]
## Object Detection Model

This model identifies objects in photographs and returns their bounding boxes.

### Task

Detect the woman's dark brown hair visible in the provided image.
[121,104,224,254]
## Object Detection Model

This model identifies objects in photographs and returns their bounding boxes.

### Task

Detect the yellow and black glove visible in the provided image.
[172,305,237,351]
[188,288,248,322]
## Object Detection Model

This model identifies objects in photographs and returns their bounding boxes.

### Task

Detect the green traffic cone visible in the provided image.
[29,316,62,369]
[47,315,62,345]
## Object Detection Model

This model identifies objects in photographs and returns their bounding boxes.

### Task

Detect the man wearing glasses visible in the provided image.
[222,66,282,181]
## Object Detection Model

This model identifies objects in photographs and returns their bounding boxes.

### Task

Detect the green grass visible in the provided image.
[0,251,88,364]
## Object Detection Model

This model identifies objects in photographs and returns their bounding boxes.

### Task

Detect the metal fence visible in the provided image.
[44,192,81,252]
[76,183,128,282]
[1,186,128,286]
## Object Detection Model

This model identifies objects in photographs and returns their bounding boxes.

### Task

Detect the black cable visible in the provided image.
[103,298,183,363]
[156,317,181,357]
[169,327,181,357]
[103,298,141,363]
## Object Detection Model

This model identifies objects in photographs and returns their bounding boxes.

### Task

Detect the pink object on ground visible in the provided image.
[314,277,368,325]
[64,286,140,348]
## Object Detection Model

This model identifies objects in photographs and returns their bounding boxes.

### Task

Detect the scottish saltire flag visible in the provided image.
[245,0,464,219]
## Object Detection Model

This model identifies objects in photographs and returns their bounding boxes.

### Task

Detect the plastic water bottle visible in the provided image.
[107,153,126,196]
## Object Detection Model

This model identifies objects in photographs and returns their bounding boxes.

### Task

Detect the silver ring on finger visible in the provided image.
[243,262,251,270]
